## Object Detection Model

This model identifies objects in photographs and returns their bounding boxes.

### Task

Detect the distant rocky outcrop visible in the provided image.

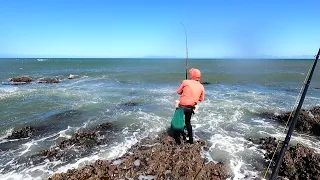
[251,137,320,179]
[201,81,210,85]
[9,76,32,84]
[122,102,138,106]
[49,132,231,180]
[260,106,320,136]
[7,76,61,85]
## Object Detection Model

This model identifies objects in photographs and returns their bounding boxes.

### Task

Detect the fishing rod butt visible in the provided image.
[268,48,320,180]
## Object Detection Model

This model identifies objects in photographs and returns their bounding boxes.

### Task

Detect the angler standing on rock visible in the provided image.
[174,68,205,144]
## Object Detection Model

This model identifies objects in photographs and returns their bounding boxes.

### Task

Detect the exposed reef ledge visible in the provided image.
[49,132,231,180]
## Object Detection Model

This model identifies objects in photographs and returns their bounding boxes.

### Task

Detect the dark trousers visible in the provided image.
[184,107,194,143]
[172,107,194,144]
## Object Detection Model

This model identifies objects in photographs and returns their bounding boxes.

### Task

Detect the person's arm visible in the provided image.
[177,81,185,95]
[199,88,205,101]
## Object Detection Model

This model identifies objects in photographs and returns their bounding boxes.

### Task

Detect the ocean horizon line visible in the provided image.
[0,57,315,60]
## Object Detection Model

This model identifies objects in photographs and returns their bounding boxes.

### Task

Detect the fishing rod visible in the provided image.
[269,48,320,180]
[181,23,188,80]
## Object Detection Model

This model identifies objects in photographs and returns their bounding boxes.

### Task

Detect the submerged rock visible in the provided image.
[5,110,85,141]
[122,102,138,106]
[261,106,320,136]
[94,122,113,130]
[49,132,231,180]
[253,136,320,179]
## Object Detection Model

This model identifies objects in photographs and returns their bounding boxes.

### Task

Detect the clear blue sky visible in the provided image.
[0,0,319,58]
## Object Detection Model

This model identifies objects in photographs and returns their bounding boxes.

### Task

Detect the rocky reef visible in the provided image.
[36,122,114,162]
[261,106,320,136]
[6,126,37,139]
[49,132,231,180]
[9,76,33,84]
[252,137,320,179]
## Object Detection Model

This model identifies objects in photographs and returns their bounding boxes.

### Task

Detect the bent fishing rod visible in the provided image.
[269,48,320,180]
[181,23,188,80]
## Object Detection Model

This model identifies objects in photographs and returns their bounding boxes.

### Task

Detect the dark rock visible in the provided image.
[201,81,210,85]
[5,125,51,140]
[311,124,320,136]
[122,102,138,106]
[254,136,320,179]
[38,78,60,83]
[10,77,32,83]
[6,126,36,139]
[94,122,113,131]
[58,130,102,149]
[36,122,114,162]
[260,106,320,136]
[48,132,232,180]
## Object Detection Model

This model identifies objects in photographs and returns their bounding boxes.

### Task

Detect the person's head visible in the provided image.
[189,68,201,81]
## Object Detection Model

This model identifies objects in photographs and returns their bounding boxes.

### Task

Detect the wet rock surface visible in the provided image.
[261,106,320,136]
[252,137,320,179]
[6,126,36,139]
[5,110,83,140]
[5,125,49,140]
[1,122,117,173]
[37,122,115,162]
[49,132,231,180]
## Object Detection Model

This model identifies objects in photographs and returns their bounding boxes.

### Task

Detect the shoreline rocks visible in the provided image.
[260,106,320,136]
[37,123,114,162]
[251,136,320,179]
[49,132,231,180]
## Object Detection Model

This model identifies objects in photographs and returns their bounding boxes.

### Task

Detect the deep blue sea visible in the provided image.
[0,58,319,179]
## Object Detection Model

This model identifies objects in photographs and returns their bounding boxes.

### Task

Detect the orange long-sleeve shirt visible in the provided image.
[177,80,205,106]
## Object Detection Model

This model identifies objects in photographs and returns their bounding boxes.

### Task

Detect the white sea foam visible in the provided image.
[57,126,73,138]
[0,128,13,141]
